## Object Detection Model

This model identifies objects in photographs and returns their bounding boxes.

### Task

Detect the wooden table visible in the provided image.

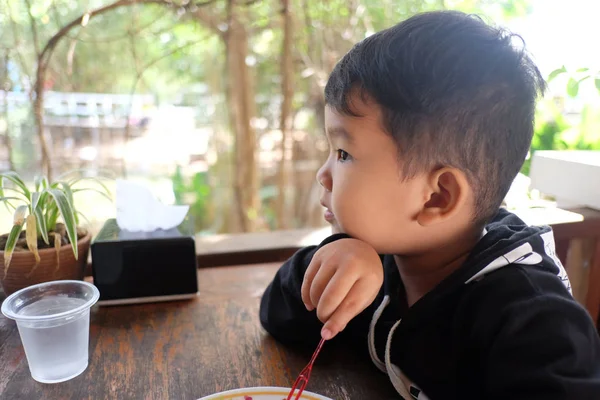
[0,264,398,400]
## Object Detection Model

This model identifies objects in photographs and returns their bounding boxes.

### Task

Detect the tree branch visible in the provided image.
[62,11,169,44]
[187,7,224,36]
[184,0,264,37]
[40,0,151,70]
[145,38,209,72]
[38,0,218,70]
[28,0,220,179]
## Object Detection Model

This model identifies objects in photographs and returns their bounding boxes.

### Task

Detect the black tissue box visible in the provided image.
[91,217,199,305]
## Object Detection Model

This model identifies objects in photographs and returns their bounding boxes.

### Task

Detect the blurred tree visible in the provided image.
[0,0,535,232]
[275,0,294,229]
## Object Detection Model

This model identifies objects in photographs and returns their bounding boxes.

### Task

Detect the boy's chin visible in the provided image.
[331,222,343,235]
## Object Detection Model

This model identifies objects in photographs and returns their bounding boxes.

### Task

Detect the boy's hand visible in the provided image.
[301,238,383,340]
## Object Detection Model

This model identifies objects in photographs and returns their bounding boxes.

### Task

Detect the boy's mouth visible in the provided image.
[324,209,335,222]
[320,200,335,222]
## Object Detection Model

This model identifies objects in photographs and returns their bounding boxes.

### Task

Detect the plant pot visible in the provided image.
[0,232,91,296]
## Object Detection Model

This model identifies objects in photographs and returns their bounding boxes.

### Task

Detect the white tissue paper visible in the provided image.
[115,179,190,232]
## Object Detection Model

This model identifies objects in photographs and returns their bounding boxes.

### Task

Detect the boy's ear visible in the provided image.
[417,167,470,227]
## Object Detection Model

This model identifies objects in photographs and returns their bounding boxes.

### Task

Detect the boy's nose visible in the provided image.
[316,163,332,192]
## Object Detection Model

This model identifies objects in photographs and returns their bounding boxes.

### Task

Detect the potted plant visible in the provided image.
[0,171,111,296]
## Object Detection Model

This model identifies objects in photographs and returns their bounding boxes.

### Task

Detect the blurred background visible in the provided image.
[0,0,599,236]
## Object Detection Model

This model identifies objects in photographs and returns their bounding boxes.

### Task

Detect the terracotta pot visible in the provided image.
[0,232,91,296]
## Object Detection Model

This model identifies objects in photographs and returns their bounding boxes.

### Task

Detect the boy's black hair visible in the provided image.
[324,10,545,225]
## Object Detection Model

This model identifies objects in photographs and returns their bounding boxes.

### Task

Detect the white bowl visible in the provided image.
[198,386,333,400]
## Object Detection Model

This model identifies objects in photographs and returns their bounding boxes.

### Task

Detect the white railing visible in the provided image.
[1,91,155,128]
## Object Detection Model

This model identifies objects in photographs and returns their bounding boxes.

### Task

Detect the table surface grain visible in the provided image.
[0,264,398,400]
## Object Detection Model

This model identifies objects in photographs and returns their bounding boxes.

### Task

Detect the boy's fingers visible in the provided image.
[309,262,337,310]
[315,269,356,323]
[301,256,321,310]
[321,279,374,340]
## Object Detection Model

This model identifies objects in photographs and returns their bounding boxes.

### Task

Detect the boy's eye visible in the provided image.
[336,149,350,162]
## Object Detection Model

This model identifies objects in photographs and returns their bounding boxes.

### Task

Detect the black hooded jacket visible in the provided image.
[260,209,600,399]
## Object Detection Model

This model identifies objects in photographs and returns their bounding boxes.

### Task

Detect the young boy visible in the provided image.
[259,10,600,400]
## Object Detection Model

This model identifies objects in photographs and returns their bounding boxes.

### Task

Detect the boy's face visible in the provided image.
[317,96,429,255]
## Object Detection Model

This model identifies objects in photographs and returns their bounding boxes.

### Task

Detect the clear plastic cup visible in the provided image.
[1,280,100,383]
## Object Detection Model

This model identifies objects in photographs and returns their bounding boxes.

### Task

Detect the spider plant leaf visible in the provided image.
[25,214,41,266]
[34,191,49,212]
[32,191,41,211]
[70,176,112,198]
[3,224,23,276]
[34,206,49,245]
[3,205,28,275]
[13,204,27,226]
[75,210,91,226]
[1,179,28,213]
[56,168,112,182]
[0,196,22,202]
[56,182,78,225]
[34,176,49,192]
[46,202,60,232]
[0,178,13,213]
[0,172,31,200]
[72,187,113,202]
[54,232,61,274]
[45,189,78,260]
[30,192,50,244]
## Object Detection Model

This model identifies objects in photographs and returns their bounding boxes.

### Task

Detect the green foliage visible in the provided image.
[0,0,533,98]
[171,165,212,233]
[522,100,600,176]
[521,111,569,176]
[519,61,600,177]
[0,0,215,95]
[548,65,600,98]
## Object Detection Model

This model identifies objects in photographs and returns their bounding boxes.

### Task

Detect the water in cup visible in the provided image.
[17,297,90,383]
[1,280,99,383]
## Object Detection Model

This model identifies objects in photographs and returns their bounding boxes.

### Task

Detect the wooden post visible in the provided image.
[585,237,600,329]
